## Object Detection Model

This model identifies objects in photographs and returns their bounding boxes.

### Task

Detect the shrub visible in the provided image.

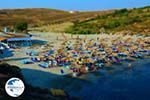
[14,22,28,32]
[114,8,128,16]
[104,20,120,29]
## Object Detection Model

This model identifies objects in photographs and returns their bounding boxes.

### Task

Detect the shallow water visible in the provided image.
[22,59,150,100]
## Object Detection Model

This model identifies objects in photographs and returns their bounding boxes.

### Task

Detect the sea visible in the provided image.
[22,58,150,100]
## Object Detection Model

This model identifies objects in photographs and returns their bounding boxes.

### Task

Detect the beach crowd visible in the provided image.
[23,35,150,77]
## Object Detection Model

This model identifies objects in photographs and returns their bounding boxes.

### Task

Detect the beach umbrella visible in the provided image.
[131,45,138,50]
[112,53,117,57]
[126,37,132,43]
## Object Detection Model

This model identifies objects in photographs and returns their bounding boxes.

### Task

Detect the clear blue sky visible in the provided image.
[0,0,150,11]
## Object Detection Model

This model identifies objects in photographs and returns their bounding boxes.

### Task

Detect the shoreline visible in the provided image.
[20,58,150,100]
[21,57,150,86]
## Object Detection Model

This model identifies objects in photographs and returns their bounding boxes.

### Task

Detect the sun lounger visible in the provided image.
[31,57,40,62]
[38,63,49,68]
[20,59,34,64]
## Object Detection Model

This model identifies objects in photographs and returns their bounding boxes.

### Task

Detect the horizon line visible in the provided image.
[0,5,148,12]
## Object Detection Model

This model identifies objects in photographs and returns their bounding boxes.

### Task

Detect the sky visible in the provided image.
[0,0,150,11]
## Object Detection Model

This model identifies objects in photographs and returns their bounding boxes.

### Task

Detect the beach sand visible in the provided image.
[3,32,150,75]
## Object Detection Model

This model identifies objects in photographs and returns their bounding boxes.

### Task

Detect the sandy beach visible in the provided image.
[3,32,149,76]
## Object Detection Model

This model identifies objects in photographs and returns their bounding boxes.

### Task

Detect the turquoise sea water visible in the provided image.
[22,59,150,100]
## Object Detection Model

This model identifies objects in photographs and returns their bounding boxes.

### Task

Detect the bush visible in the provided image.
[114,8,128,16]
[14,22,28,32]
[104,20,120,29]
[125,16,141,24]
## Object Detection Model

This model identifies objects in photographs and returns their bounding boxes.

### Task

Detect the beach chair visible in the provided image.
[20,59,34,64]
[38,63,49,68]
[31,57,40,62]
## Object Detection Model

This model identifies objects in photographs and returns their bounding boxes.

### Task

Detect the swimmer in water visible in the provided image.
[128,63,132,67]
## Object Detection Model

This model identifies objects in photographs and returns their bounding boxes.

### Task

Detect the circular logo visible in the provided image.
[5,77,25,97]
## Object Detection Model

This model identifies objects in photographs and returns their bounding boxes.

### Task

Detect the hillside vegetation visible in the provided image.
[66,6,150,35]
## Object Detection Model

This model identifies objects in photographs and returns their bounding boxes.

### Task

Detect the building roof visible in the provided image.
[0,32,31,41]
[3,32,30,37]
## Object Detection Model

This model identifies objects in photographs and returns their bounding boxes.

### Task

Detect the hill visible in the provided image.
[0,8,112,31]
[66,6,150,35]
[0,7,149,35]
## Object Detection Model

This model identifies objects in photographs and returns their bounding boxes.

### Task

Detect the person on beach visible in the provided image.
[60,69,64,75]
